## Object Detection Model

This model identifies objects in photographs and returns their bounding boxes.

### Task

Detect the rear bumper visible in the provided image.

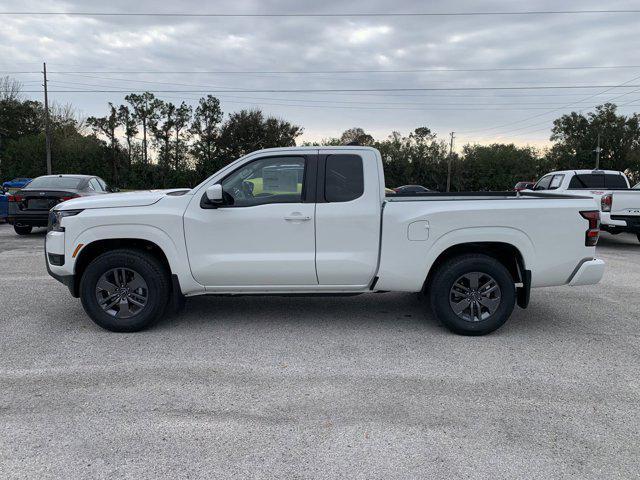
[602,214,640,234]
[7,212,49,227]
[568,258,605,286]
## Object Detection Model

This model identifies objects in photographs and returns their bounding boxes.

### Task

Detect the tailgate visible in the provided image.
[611,191,640,216]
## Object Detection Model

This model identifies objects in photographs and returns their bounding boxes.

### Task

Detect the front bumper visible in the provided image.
[568,259,605,286]
[45,230,78,297]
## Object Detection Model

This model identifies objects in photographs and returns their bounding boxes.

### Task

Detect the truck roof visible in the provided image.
[247,146,379,155]
[545,169,625,176]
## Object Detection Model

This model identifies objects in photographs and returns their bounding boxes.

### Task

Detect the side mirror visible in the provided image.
[205,184,224,204]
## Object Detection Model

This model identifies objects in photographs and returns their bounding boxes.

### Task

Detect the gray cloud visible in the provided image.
[2,0,640,147]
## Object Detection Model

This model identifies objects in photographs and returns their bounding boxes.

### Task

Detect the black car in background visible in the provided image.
[8,174,112,235]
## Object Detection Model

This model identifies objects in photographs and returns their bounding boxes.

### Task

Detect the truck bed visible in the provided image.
[386,191,592,201]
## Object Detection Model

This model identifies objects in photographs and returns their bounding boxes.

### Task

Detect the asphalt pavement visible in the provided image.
[0,223,638,479]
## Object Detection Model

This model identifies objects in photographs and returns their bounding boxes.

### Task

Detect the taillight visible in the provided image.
[59,195,78,202]
[8,194,23,202]
[601,193,612,212]
[580,210,600,247]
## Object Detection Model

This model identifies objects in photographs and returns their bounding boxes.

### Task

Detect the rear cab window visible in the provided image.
[568,173,605,189]
[568,172,629,189]
[605,174,629,189]
[324,154,364,202]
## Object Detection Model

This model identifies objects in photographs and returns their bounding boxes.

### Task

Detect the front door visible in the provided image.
[184,154,318,287]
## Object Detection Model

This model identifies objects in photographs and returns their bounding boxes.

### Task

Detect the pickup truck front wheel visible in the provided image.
[429,254,516,336]
[79,249,170,332]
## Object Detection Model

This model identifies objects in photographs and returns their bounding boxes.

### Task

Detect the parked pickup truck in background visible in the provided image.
[531,169,640,242]
[45,147,605,335]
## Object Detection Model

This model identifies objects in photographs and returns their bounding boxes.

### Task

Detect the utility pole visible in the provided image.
[594,132,602,170]
[446,131,455,192]
[43,62,52,175]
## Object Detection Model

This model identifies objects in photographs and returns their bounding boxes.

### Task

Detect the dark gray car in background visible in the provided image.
[7,174,113,235]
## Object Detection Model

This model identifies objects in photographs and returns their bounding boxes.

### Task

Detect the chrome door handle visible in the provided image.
[284,215,311,221]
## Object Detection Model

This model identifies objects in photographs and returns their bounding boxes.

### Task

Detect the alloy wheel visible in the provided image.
[449,271,502,322]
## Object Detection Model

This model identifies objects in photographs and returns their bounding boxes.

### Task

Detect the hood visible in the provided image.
[55,189,191,210]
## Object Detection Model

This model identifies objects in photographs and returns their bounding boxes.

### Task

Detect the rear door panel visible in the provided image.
[315,149,381,286]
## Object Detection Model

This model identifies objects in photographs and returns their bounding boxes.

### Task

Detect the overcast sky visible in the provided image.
[2,0,640,149]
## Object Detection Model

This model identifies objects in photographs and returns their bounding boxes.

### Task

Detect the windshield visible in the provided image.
[24,176,84,190]
[634,183,639,189]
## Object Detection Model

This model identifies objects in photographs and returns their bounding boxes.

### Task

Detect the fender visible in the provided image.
[376,226,535,292]
[425,226,534,272]
[70,224,205,295]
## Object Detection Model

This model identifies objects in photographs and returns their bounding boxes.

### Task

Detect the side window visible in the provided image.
[549,174,564,190]
[605,174,628,189]
[89,178,102,191]
[534,175,552,191]
[221,156,305,207]
[325,154,364,202]
[568,174,605,189]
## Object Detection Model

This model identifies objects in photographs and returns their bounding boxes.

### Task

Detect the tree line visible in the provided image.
[1,76,639,191]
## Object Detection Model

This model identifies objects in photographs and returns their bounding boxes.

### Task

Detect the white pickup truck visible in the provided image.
[45,147,605,335]
[531,169,640,242]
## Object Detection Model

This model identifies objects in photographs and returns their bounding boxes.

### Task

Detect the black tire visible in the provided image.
[80,248,170,332]
[428,254,516,336]
[14,224,32,235]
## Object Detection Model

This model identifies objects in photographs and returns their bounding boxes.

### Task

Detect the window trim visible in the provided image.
[200,154,316,209]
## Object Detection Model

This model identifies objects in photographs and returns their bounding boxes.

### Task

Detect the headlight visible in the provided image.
[48,209,83,232]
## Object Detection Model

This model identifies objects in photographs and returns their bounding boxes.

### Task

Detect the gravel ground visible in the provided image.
[0,223,639,479]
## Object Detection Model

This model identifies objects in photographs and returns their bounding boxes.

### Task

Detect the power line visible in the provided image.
[1,10,639,17]
[13,85,640,94]
[45,80,640,108]
[458,72,640,134]
[36,74,640,98]
[472,85,640,139]
[16,80,637,112]
[4,65,640,74]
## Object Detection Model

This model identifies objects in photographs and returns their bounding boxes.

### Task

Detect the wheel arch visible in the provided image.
[422,241,531,308]
[71,238,172,297]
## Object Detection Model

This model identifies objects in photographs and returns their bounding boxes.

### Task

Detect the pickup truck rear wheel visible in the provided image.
[429,254,516,336]
[79,248,170,332]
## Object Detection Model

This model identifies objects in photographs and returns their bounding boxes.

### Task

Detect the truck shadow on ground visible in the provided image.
[597,232,639,250]
[158,291,447,332]
[153,291,550,338]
